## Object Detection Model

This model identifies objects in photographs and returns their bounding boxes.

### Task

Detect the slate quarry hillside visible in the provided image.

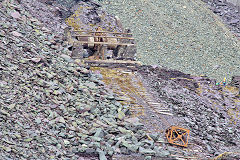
[0,0,240,160]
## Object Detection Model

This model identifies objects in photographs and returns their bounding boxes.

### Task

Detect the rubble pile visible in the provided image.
[138,65,240,158]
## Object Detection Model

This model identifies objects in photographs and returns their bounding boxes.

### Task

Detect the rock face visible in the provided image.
[202,0,240,38]
[230,76,240,89]
[137,65,240,158]
[20,0,68,36]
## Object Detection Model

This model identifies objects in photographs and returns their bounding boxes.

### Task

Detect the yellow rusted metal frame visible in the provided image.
[166,126,190,147]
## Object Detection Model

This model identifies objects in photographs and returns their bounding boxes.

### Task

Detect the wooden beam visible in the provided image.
[72,41,135,46]
[156,111,173,116]
[84,59,141,65]
[72,35,135,40]
[71,30,133,35]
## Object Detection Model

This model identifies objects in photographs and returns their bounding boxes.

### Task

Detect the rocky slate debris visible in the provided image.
[0,0,171,159]
[137,65,240,158]
[1,0,240,159]
[202,0,240,38]
[19,0,68,37]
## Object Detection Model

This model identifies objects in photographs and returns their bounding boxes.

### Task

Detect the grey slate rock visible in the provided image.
[139,147,156,156]
[144,156,152,160]
[97,148,107,160]
[60,54,74,63]
[94,128,104,138]
[156,150,170,157]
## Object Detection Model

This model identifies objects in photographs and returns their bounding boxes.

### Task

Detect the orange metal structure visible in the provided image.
[165,126,190,147]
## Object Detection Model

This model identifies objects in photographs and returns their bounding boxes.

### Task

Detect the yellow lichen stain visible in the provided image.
[66,17,81,30]
[222,85,240,96]
[195,82,203,96]
[65,7,84,30]
[223,86,240,124]
[91,67,147,117]
[65,6,118,35]
[227,108,240,125]
[213,152,235,160]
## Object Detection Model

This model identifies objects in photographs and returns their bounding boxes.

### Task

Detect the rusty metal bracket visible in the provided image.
[165,126,190,147]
